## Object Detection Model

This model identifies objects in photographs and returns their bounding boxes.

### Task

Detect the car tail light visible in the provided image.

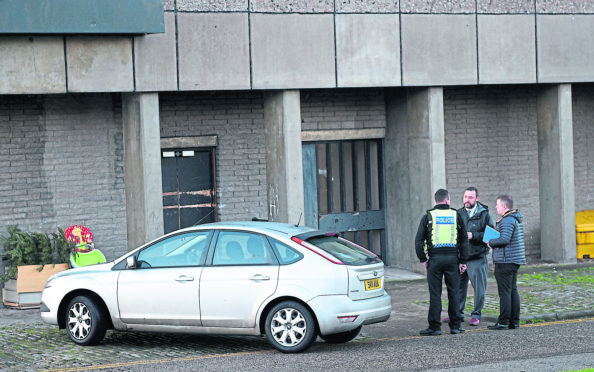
[338,315,358,323]
[291,237,344,265]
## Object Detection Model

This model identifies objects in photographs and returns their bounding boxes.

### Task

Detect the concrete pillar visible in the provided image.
[264,90,305,225]
[122,93,164,250]
[385,87,446,271]
[537,84,576,263]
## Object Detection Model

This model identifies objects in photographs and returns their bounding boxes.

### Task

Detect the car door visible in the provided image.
[117,230,211,326]
[200,231,279,328]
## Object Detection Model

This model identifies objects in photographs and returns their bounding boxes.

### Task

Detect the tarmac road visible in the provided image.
[1,262,593,371]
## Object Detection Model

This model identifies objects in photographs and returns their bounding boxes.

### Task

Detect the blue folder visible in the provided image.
[483,225,500,242]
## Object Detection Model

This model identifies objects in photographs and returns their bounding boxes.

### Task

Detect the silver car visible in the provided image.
[40,221,391,353]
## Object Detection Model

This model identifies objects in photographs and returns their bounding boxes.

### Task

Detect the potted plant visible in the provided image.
[1,225,75,308]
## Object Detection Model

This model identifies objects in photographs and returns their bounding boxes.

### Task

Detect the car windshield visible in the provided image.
[306,235,381,266]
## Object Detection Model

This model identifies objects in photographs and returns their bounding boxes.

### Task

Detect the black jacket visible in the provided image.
[457,202,495,261]
[415,204,469,264]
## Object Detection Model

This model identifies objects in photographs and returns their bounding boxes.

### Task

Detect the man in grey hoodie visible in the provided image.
[486,194,526,330]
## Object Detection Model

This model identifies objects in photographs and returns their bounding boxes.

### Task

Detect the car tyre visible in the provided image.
[265,301,317,353]
[65,295,107,346]
[319,325,362,344]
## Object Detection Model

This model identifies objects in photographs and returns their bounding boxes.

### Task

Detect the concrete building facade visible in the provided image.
[2,0,594,275]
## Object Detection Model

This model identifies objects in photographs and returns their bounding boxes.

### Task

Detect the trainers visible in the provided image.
[450,328,466,334]
[420,328,442,336]
[470,318,480,326]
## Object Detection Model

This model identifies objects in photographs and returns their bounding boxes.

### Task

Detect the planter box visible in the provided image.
[2,264,68,309]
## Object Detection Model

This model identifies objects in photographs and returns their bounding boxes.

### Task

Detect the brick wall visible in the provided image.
[0,94,127,262]
[300,89,386,131]
[159,91,268,222]
[443,86,541,262]
[573,84,594,210]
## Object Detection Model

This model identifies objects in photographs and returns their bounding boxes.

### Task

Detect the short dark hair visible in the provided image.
[465,186,478,196]
[434,188,450,203]
[497,194,513,209]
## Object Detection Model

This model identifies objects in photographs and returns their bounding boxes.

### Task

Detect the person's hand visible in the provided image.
[459,264,467,274]
[486,241,491,249]
[423,261,428,271]
[467,232,473,240]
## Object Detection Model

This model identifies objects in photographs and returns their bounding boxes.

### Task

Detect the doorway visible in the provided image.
[302,139,387,260]
[161,148,216,234]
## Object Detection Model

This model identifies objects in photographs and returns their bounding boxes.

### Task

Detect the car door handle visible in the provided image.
[175,275,194,282]
[250,274,270,281]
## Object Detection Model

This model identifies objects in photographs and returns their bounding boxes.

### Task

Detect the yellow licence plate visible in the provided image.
[364,278,381,291]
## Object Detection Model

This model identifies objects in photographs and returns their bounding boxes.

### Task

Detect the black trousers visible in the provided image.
[494,263,521,326]
[426,255,461,330]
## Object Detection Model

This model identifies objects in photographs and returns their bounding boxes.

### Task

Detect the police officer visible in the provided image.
[415,188,470,336]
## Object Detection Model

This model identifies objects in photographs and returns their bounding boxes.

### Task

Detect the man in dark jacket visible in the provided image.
[447,187,494,326]
[486,194,526,330]
[415,188,470,336]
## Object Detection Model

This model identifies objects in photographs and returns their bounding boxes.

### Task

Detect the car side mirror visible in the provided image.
[126,256,136,269]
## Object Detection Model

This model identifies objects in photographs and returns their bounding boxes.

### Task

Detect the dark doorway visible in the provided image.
[302,139,386,260]
[161,148,216,234]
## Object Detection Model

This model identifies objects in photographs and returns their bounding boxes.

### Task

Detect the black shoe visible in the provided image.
[450,328,466,334]
[509,324,520,329]
[487,323,509,330]
[420,328,442,336]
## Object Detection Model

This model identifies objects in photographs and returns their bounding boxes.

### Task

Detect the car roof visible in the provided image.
[187,221,319,238]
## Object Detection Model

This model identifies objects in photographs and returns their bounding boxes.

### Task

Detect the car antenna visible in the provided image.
[193,205,219,226]
[295,212,303,227]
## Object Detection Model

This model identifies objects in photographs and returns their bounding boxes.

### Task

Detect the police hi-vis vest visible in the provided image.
[428,209,457,248]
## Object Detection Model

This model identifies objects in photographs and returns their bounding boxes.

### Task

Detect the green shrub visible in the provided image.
[1,225,76,283]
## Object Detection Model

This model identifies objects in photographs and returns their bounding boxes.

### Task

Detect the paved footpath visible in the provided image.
[0,262,593,371]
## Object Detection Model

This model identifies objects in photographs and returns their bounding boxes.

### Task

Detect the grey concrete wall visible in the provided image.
[478,15,536,84]
[178,13,250,90]
[3,4,594,94]
[537,84,576,263]
[385,87,446,271]
[159,92,268,222]
[122,93,164,250]
[573,85,594,210]
[300,89,386,131]
[264,91,304,224]
[402,14,477,86]
[0,36,65,94]
[0,94,127,261]
[335,14,400,87]
[251,14,335,89]
[66,36,134,92]
[537,15,594,83]
[134,13,178,92]
[443,86,541,261]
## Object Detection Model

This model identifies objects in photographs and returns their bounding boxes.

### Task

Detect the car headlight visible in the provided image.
[44,277,54,289]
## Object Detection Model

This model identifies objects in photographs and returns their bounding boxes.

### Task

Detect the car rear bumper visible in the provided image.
[308,291,392,336]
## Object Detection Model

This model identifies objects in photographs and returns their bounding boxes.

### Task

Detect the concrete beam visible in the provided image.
[385,87,446,271]
[264,90,304,225]
[537,84,577,263]
[122,93,164,251]
[0,36,66,94]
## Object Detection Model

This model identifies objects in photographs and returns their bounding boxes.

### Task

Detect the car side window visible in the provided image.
[268,238,303,265]
[136,231,209,268]
[212,231,276,266]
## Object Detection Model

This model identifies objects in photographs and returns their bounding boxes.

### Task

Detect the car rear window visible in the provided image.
[306,235,381,266]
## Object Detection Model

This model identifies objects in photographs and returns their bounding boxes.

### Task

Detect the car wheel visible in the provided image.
[65,295,107,346]
[265,301,317,353]
[319,325,362,344]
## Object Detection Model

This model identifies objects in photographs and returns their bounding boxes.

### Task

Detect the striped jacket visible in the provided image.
[489,209,526,265]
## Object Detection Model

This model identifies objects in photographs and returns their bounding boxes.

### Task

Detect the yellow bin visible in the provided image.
[576,210,594,258]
